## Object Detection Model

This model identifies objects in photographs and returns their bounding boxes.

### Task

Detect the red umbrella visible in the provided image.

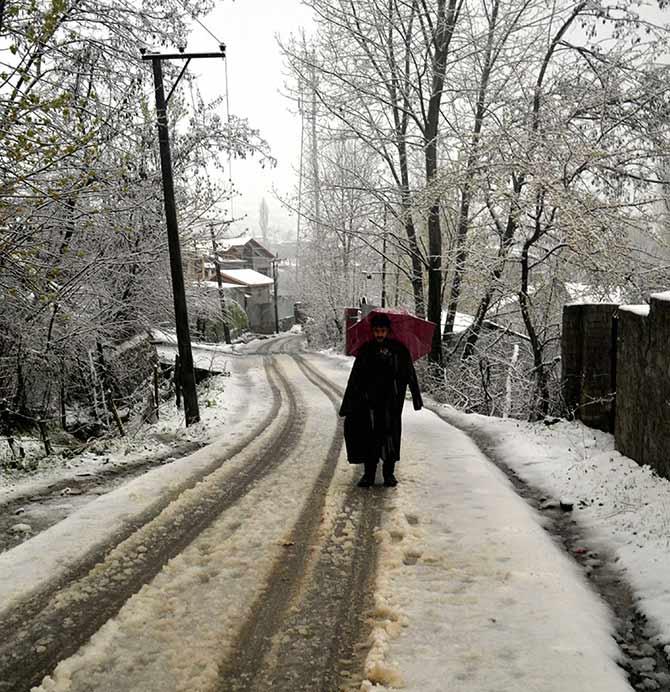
[346,307,436,361]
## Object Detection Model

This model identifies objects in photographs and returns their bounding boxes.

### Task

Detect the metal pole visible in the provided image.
[150,57,200,425]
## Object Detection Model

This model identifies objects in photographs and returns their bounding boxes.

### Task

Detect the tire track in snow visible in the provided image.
[253,333,304,355]
[218,355,381,692]
[0,439,206,555]
[0,360,274,628]
[0,358,302,692]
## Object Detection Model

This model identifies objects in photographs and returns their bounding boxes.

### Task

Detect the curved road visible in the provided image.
[0,337,381,692]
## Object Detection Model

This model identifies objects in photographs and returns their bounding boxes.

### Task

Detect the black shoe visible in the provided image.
[357,475,374,488]
[383,475,398,487]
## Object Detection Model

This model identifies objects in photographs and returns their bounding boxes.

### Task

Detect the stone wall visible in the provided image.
[562,293,670,480]
[561,304,618,432]
[615,295,670,480]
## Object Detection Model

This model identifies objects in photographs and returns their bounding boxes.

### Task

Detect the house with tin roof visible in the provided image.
[186,237,294,334]
[218,236,275,278]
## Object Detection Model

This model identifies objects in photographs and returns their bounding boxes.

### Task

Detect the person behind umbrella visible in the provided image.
[339,313,423,487]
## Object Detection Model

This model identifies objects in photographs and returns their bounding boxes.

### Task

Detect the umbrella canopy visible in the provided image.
[346,307,436,361]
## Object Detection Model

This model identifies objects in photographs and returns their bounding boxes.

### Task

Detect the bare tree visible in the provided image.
[259,197,270,243]
[0,0,272,441]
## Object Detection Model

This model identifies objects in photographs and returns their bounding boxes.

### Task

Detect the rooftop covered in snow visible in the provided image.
[219,268,274,287]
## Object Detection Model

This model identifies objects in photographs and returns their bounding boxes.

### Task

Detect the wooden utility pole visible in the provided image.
[142,46,225,425]
[209,223,232,344]
[272,256,280,334]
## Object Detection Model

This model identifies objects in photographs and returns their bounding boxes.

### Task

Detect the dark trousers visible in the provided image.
[364,458,395,482]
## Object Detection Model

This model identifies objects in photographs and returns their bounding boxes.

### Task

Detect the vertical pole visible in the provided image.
[210,224,232,344]
[174,354,182,409]
[381,219,388,308]
[310,58,320,242]
[60,378,67,431]
[272,256,280,334]
[153,364,160,421]
[296,94,305,287]
[394,255,400,307]
[150,57,200,425]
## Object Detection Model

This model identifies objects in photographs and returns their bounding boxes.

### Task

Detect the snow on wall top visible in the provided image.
[618,304,650,316]
[650,289,670,302]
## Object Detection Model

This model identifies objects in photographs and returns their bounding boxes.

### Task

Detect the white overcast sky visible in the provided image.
[186,1,314,239]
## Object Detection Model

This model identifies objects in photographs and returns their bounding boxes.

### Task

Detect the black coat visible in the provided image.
[339,338,423,464]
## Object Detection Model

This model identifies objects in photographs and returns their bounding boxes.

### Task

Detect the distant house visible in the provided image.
[186,236,295,334]
[218,237,276,277]
[186,236,276,281]
[218,268,274,307]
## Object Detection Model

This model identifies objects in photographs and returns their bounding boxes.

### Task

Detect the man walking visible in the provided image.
[339,313,423,487]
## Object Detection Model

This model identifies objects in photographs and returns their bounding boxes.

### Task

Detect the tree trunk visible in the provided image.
[387,1,425,317]
[154,365,160,421]
[443,0,499,338]
[108,393,126,437]
[396,123,425,316]
[424,0,461,363]
[60,378,67,431]
[14,339,27,416]
[518,192,550,420]
[381,228,387,307]
[38,419,53,456]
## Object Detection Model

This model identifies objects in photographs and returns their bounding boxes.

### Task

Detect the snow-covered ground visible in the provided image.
[0,356,273,612]
[31,356,341,692]
[0,354,262,507]
[316,353,670,690]
[444,410,670,653]
[3,344,670,690]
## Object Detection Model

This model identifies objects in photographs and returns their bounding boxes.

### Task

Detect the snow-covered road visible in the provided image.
[0,338,644,691]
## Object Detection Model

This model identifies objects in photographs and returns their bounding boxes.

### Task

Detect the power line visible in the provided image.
[174,2,236,222]
[176,0,225,45]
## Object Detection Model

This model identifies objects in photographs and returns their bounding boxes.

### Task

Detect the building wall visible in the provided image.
[235,243,273,277]
[247,296,295,334]
[244,285,272,306]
